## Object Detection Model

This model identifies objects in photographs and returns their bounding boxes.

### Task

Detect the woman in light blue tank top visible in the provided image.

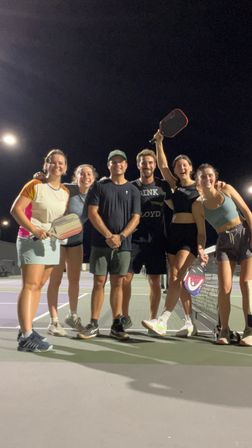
[47,164,98,336]
[196,163,252,346]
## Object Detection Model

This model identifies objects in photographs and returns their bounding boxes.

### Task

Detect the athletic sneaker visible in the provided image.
[121,315,133,330]
[239,327,252,347]
[216,328,230,345]
[77,322,99,339]
[17,332,53,352]
[147,328,160,337]
[17,329,47,342]
[176,320,198,337]
[64,314,84,331]
[142,318,167,336]
[110,321,130,340]
[47,321,66,337]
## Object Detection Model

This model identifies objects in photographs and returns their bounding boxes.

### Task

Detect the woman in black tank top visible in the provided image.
[142,130,208,337]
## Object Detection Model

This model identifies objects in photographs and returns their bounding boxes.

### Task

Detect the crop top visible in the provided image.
[172,184,199,213]
[203,193,239,230]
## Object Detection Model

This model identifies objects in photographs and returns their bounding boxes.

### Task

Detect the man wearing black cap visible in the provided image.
[78,150,141,340]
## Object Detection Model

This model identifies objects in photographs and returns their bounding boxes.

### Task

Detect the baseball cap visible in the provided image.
[107,149,127,162]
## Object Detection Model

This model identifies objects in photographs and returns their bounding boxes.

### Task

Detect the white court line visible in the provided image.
[12,292,90,328]
[32,292,89,323]
[0,302,67,305]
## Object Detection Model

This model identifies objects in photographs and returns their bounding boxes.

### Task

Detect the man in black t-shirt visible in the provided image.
[122,149,173,329]
[77,149,141,341]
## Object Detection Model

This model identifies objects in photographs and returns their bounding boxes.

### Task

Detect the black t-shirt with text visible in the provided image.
[131,177,172,243]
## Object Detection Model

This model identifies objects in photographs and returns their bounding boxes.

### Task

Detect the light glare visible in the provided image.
[2,133,17,146]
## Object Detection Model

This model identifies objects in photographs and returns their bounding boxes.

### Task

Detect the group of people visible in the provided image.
[10,133,252,352]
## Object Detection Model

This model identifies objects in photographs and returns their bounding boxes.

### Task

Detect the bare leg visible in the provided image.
[30,265,54,321]
[148,274,161,319]
[110,275,125,318]
[18,265,53,333]
[91,275,107,319]
[217,259,236,331]
[65,245,83,313]
[239,258,252,325]
[180,287,193,316]
[122,272,133,316]
[164,251,195,313]
[47,247,66,319]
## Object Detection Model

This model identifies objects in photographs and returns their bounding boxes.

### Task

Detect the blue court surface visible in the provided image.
[0,272,251,448]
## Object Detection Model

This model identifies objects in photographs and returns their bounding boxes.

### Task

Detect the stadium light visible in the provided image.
[1,133,18,147]
[1,219,10,227]
[0,219,10,241]
[248,185,252,195]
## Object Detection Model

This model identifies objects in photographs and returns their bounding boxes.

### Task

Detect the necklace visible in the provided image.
[47,182,61,191]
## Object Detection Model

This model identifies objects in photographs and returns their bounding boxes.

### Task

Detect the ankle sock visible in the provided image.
[91,318,98,327]
[22,330,33,339]
[160,310,171,324]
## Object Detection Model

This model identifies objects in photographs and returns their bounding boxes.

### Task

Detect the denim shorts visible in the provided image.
[216,223,252,263]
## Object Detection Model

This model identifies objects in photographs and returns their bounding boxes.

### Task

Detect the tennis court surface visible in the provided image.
[1,271,252,448]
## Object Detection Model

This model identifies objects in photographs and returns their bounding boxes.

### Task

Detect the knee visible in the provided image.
[123,274,132,287]
[169,272,182,286]
[23,281,41,293]
[219,284,232,296]
[94,278,106,290]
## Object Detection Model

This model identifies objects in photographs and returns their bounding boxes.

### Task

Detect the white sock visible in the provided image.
[22,330,33,338]
[160,310,171,324]
[51,317,58,324]
[185,315,192,324]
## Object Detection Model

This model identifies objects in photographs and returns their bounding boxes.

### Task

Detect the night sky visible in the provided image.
[0,0,251,242]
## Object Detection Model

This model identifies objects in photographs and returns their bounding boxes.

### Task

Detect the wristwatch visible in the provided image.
[120,233,126,242]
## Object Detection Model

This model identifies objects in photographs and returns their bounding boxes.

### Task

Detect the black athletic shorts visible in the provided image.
[165,223,198,257]
[128,241,167,275]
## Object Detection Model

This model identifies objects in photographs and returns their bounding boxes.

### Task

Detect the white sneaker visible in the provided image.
[142,318,167,336]
[239,327,252,347]
[147,328,160,337]
[176,321,197,337]
[216,328,230,345]
[47,321,66,337]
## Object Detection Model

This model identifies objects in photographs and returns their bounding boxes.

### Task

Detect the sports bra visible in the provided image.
[172,184,199,213]
[203,193,239,230]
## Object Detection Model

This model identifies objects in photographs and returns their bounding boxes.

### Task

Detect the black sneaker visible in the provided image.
[121,315,133,330]
[17,329,47,342]
[17,332,53,352]
[110,321,130,340]
[77,322,100,339]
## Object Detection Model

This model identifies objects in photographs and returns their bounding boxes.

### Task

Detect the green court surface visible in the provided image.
[0,272,251,366]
